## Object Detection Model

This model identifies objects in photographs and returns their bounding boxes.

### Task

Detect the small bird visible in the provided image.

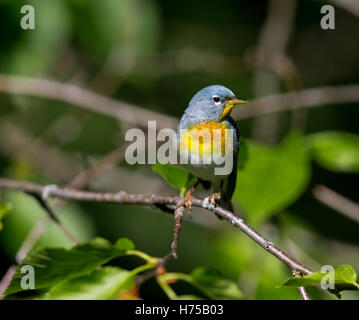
[177,85,247,212]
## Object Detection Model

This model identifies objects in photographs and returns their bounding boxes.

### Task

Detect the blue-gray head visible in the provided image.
[179,85,247,129]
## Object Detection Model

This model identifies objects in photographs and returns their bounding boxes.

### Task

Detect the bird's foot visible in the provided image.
[42,184,59,199]
[177,189,194,217]
[202,192,221,210]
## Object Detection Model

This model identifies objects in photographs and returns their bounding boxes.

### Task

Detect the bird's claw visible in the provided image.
[177,189,194,217]
[202,193,221,210]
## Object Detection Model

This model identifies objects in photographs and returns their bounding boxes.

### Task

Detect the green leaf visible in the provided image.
[308,131,359,173]
[233,132,310,225]
[43,266,135,300]
[152,163,196,195]
[5,237,134,295]
[279,265,359,294]
[190,267,242,300]
[0,203,12,231]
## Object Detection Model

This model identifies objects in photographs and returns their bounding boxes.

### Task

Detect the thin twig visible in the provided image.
[313,185,359,224]
[171,206,185,259]
[0,265,16,298]
[14,144,129,260]
[65,144,129,190]
[0,178,313,276]
[25,192,79,244]
[0,143,129,292]
[298,286,311,300]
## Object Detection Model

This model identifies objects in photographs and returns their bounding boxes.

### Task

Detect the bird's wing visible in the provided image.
[219,117,239,211]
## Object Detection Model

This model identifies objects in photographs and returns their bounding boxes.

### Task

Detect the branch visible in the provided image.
[298,286,311,300]
[25,191,79,245]
[14,144,129,262]
[0,73,177,130]
[0,178,312,276]
[0,143,129,292]
[171,206,185,259]
[232,84,359,120]
[251,0,297,141]
[313,185,359,224]
[0,265,16,298]
[331,0,359,17]
[0,74,359,128]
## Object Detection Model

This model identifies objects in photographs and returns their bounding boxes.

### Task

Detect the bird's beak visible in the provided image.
[221,97,247,119]
[226,97,248,106]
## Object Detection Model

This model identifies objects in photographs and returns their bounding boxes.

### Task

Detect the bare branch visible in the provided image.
[0,143,129,292]
[0,178,313,276]
[0,265,16,298]
[298,286,311,300]
[233,84,359,120]
[14,144,129,262]
[313,185,359,224]
[0,74,359,131]
[25,192,79,245]
[0,73,177,130]
[171,206,185,259]
[331,0,359,17]
[252,0,297,142]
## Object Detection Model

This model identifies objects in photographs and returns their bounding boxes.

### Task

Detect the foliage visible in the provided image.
[280,265,359,298]
[3,235,358,300]
[233,132,310,225]
[1,0,359,301]
[307,131,359,173]
[0,203,11,231]
[5,237,134,295]
[3,238,243,300]
[152,163,197,196]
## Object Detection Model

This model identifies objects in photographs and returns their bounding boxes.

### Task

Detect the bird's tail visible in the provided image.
[219,196,234,212]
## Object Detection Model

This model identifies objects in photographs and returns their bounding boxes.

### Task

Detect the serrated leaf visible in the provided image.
[5,237,135,295]
[279,265,359,293]
[43,266,135,300]
[152,163,196,194]
[190,267,242,300]
[308,131,359,173]
[233,132,310,225]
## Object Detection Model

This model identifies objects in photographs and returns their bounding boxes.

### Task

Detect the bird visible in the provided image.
[177,85,247,212]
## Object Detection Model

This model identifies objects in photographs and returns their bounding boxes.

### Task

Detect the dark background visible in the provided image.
[0,0,358,299]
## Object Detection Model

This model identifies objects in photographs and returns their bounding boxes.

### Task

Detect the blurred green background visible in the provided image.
[0,0,359,300]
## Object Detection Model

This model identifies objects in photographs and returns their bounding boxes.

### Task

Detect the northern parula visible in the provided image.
[177,85,247,211]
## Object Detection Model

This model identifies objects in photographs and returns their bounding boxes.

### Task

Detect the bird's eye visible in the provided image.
[212,95,220,103]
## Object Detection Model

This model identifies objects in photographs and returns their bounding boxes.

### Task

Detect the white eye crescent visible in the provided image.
[212,95,221,105]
